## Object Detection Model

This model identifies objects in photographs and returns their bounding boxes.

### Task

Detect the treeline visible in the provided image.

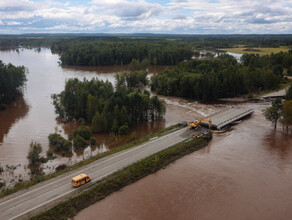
[0,37,54,50]
[51,36,292,66]
[191,35,292,49]
[1,34,292,50]
[0,60,26,109]
[150,52,292,101]
[241,51,292,76]
[51,38,193,66]
[52,72,165,135]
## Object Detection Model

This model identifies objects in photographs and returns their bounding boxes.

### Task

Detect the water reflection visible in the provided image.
[264,131,292,164]
[0,96,29,143]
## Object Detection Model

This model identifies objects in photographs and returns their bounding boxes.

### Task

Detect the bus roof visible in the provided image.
[72,173,88,181]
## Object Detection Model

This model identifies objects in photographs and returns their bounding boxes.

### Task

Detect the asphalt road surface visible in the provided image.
[0,127,189,220]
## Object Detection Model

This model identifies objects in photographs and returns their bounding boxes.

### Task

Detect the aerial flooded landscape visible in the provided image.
[0,0,292,220]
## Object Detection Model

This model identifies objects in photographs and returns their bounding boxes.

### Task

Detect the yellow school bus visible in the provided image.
[71,173,91,187]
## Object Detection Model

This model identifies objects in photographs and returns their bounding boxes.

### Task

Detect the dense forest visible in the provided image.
[1,34,292,49]
[49,35,292,66]
[0,60,26,109]
[151,51,292,101]
[241,51,292,75]
[52,72,165,135]
[1,35,292,65]
[51,38,193,66]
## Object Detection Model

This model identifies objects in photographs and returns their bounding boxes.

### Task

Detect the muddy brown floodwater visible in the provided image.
[73,103,292,220]
[1,49,291,219]
[0,48,218,187]
[0,49,177,186]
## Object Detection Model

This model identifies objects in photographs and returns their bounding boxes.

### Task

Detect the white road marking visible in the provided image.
[0,129,182,207]
[0,128,187,220]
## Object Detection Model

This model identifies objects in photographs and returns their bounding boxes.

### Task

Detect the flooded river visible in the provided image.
[0,48,220,186]
[1,49,291,219]
[73,103,292,220]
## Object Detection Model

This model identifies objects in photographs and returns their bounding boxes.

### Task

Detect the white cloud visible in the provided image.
[91,0,163,20]
[0,0,291,33]
[0,0,47,12]
[7,21,22,25]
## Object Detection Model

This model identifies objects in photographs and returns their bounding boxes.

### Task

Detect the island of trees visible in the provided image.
[0,60,26,109]
[52,71,165,137]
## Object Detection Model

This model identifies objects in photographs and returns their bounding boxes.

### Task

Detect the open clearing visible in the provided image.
[219,46,291,55]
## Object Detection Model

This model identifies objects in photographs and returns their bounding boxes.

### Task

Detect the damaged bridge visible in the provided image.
[201,107,254,130]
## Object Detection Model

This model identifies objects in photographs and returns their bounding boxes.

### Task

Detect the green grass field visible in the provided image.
[219,46,291,55]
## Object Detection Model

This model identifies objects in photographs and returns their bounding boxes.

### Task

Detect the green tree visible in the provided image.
[73,135,87,149]
[111,118,118,135]
[48,133,72,152]
[118,125,129,136]
[91,112,108,133]
[27,142,42,165]
[273,65,283,78]
[0,60,27,106]
[90,137,96,146]
[119,106,130,126]
[282,100,292,133]
[46,149,54,159]
[91,112,102,133]
[264,98,283,130]
[285,84,292,100]
[73,126,92,140]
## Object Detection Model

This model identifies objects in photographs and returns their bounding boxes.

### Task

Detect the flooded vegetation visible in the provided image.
[0,48,172,187]
[0,47,291,219]
[0,48,197,188]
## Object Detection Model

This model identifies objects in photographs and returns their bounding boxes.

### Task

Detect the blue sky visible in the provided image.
[0,0,292,34]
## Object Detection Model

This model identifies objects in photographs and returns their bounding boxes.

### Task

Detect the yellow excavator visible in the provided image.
[187,119,212,129]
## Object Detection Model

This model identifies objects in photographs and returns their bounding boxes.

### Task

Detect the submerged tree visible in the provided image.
[27,142,42,165]
[53,77,165,135]
[0,60,27,107]
[264,98,283,130]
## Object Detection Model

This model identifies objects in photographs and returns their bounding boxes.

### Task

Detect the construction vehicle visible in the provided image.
[187,119,212,129]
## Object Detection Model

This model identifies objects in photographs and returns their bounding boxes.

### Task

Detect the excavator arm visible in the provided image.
[188,119,212,128]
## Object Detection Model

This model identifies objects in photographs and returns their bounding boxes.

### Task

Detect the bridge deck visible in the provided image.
[201,107,254,130]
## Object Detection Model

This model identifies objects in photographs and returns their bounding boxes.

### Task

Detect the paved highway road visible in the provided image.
[0,127,189,220]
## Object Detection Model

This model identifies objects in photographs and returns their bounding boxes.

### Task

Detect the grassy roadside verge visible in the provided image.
[31,132,212,220]
[0,124,182,198]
